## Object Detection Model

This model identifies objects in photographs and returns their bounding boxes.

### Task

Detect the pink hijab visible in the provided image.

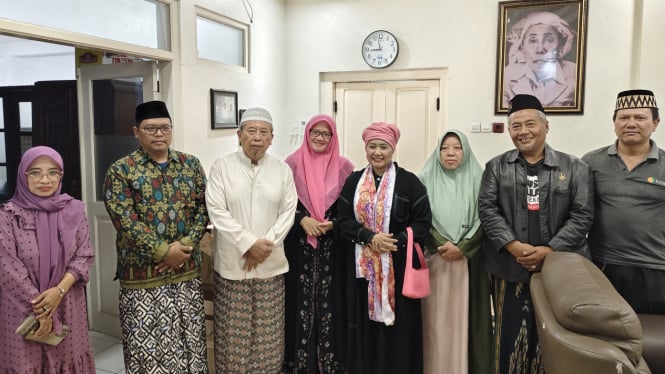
[361,122,401,150]
[285,114,354,248]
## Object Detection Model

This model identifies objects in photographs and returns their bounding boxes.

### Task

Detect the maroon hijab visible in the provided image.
[9,146,75,297]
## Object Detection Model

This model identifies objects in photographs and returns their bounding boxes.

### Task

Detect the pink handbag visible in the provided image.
[402,227,430,299]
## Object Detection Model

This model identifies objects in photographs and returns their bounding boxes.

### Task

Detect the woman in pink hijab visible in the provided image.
[0,146,95,373]
[283,114,354,373]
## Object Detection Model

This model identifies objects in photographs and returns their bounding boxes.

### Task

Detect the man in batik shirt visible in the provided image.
[103,100,209,373]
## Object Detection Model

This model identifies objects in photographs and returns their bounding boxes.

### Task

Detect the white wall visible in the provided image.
[177,0,287,171]
[281,0,665,166]
[0,38,74,86]
[2,0,664,171]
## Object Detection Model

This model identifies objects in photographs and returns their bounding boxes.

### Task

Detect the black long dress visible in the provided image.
[283,201,347,373]
[336,163,432,374]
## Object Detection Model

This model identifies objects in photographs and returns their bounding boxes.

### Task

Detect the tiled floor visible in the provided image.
[90,300,214,374]
[89,330,125,374]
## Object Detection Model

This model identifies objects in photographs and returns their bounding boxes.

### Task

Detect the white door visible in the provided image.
[78,62,156,338]
[334,80,441,173]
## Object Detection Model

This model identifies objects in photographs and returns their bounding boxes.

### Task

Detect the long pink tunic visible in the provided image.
[0,201,95,373]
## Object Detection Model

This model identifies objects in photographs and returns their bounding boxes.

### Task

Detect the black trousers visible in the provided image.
[598,262,665,314]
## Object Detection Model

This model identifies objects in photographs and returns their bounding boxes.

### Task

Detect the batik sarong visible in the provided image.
[119,278,208,374]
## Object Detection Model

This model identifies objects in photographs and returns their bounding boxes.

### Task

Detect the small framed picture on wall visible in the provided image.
[210,89,238,129]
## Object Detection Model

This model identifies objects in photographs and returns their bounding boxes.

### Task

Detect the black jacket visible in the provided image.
[336,163,431,374]
[478,144,594,283]
[337,164,431,249]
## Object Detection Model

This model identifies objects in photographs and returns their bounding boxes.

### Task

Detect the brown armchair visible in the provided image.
[530,252,652,374]
[638,314,665,374]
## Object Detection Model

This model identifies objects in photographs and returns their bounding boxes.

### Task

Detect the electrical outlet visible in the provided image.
[492,122,504,133]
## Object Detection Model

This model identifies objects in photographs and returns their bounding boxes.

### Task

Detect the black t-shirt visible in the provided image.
[525,159,544,246]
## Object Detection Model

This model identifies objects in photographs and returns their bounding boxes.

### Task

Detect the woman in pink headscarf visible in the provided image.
[283,114,354,373]
[0,146,95,373]
[337,122,432,374]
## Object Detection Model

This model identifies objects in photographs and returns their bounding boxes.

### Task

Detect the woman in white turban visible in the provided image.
[503,11,577,108]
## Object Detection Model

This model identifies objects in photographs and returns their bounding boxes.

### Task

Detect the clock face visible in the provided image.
[362,30,399,69]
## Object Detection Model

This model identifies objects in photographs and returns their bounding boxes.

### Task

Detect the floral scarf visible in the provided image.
[353,163,396,325]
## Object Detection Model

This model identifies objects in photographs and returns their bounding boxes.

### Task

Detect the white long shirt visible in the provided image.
[206,151,297,280]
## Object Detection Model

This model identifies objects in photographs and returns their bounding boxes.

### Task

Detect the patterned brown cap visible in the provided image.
[615,89,658,111]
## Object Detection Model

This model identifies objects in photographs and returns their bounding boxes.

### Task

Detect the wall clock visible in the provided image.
[362,30,399,69]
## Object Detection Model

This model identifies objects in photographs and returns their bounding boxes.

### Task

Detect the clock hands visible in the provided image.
[370,40,382,52]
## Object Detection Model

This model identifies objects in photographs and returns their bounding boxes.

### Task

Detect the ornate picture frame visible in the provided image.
[495,0,588,114]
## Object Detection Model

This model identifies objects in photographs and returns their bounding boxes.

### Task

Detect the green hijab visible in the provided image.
[418,129,483,243]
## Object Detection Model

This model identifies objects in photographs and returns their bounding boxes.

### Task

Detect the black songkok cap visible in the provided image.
[615,89,658,111]
[507,94,545,116]
[135,100,171,125]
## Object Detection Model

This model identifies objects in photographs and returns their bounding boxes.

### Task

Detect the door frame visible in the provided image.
[321,68,449,170]
[0,17,179,336]
[0,6,181,147]
[319,67,449,124]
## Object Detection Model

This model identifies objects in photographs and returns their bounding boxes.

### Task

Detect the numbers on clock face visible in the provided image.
[362,31,398,68]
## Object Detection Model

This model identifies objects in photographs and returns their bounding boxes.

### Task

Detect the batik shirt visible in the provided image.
[103,148,208,289]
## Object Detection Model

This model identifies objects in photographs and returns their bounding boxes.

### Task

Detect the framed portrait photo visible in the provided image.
[495,0,588,114]
[210,89,238,129]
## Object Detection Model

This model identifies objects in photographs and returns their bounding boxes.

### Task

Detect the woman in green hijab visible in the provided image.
[418,129,491,374]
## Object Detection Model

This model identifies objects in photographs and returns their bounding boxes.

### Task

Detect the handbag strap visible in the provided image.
[406,227,428,270]
[406,227,414,269]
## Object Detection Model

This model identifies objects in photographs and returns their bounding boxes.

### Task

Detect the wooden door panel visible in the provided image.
[78,62,155,338]
[335,83,386,169]
[335,80,440,173]
[392,82,439,172]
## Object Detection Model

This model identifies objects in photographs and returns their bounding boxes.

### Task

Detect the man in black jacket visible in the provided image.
[478,94,594,374]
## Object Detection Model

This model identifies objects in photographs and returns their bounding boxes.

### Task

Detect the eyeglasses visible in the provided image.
[244,127,272,137]
[310,130,332,140]
[140,125,172,135]
[25,169,63,182]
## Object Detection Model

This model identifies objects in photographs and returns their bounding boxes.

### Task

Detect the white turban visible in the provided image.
[507,11,576,64]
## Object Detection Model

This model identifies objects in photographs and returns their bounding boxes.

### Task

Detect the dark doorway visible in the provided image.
[0,80,80,202]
